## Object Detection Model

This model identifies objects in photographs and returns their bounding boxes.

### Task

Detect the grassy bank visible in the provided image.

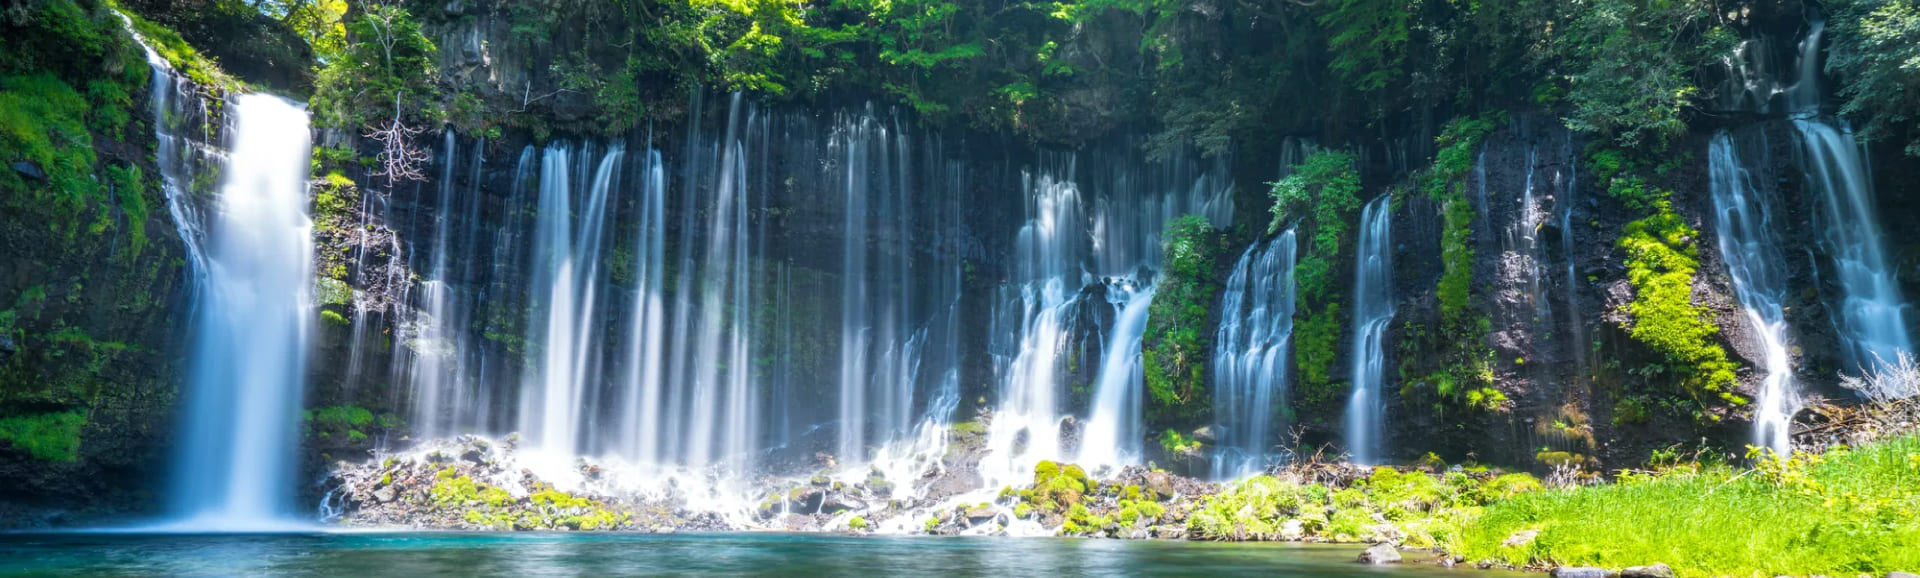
[1448,435,1920,576]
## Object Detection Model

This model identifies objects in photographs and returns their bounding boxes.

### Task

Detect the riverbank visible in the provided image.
[312,413,1920,578]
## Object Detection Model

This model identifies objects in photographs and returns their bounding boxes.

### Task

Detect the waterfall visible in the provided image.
[1560,134,1586,382]
[126,15,315,529]
[981,148,1231,484]
[1709,132,1799,457]
[1346,195,1394,465]
[1209,230,1298,479]
[169,93,315,528]
[982,163,1085,484]
[1790,17,1913,378]
[1078,282,1156,471]
[409,132,485,438]
[518,143,621,458]
[618,148,669,465]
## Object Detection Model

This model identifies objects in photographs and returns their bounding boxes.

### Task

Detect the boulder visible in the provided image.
[1279,519,1305,541]
[1502,529,1540,548]
[1622,564,1675,578]
[372,487,396,503]
[1144,471,1175,498]
[10,161,45,181]
[1551,567,1615,578]
[1886,573,1919,578]
[1357,544,1402,565]
[1152,526,1186,540]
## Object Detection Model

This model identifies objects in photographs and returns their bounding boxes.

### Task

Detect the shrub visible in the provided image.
[0,411,86,462]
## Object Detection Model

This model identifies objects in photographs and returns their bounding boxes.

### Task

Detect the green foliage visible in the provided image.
[1157,429,1200,454]
[1828,0,1920,156]
[309,3,440,131]
[1187,466,1511,547]
[1269,151,1364,400]
[1319,0,1412,94]
[0,73,103,230]
[0,411,86,462]
[1450,436,1920,576]
[1142,215,1218,421]
[848,516,869,530]
[1553,0,1726,147]
[305,405,374,428]
[115,7,238,91]
[1618,202,1739,402]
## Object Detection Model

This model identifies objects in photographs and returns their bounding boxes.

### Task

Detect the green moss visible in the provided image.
[0,411,86,462]
[848,516,869,531]
[1617,201,1739,402]
[320,309,349,327]
[114,6,241,92]
[0,73,102,231]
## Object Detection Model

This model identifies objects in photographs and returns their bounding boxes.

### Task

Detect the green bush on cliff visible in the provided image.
[0,411,86,462]
[1828,0,1920,156]
[1142,215,1218,421]
[1268,150,1363,403]
[1449,436,1920,576]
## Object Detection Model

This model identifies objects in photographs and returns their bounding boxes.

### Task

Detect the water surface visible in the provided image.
[0,532,1517,577]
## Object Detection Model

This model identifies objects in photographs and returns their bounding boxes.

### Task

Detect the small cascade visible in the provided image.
[1709,132,1799,456]
[1346,195,1394,465]
[1209,230,1298,479]
[1559,134,1586,381]
[1790,17,1914,377]
[169,93,316,528]
[1078,281,1156,471]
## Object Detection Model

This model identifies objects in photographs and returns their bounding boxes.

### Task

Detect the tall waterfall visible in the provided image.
[1079,282,1156,471]
[517,143,621,459]
[1791,17,1913,378]
[1210,230,1298,479]
[169,93,316,528]
[834,108,970,467]
[1709,132,1799,456]
[127,16,314,529]
[408,132,488,437]
[1346,195,1394,465]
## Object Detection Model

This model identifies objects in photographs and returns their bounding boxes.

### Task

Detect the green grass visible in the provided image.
[0,411,87,462]
[1449,435,1920,576]
[1187,466,1542,548]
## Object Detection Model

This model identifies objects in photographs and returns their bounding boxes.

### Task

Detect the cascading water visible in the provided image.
[168,93,316,528]
[981,149,1232,486]
[1346,195,1394,465]
[517,143,620,460]
[1708,132,1799,457]
[1209,229,1297,479]
[982,163,1085,485]
[1790,17,1913,378]
[618,147,670,465]
[126,16,314,529]
[1078,282,1155,471]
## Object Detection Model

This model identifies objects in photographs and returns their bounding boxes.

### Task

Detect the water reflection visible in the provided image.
[0,532,1521,577]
